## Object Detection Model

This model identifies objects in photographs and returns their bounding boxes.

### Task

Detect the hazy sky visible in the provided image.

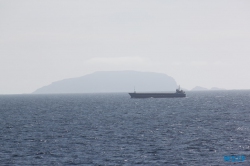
[1,0,250,94]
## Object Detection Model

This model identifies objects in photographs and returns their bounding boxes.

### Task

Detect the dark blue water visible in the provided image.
[1,91,250,165]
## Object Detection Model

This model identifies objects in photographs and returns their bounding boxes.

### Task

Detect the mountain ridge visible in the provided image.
[33,71,178,94]
[191,86,226,91]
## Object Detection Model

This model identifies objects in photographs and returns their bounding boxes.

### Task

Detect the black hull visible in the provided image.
[129,93,186,98]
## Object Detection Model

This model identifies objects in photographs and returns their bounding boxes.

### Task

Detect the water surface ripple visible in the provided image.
[0,91,250,165]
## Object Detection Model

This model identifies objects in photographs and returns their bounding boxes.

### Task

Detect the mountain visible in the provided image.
[191,86,208,91]
[33,71,178,94]
[191,86,227,91]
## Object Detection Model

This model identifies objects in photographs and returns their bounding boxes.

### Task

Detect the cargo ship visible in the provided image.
[129,86,186,98]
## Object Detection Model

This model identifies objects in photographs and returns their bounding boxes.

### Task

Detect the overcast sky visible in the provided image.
[1,0,250,94]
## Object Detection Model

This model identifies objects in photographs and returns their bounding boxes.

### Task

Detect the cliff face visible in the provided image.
[33,71,178,94]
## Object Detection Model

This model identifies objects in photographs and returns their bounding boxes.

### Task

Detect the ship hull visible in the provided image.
[128,93,186,98]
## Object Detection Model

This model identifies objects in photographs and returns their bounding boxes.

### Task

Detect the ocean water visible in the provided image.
[0,91,250,165]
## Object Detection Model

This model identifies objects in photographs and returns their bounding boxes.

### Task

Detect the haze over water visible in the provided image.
[1,91,250,165]
[1,0,250,94]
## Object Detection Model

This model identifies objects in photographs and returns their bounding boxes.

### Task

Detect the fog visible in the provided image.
[1,0,250,94]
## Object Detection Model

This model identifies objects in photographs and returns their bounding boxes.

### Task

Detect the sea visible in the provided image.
[0,90,250,165]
